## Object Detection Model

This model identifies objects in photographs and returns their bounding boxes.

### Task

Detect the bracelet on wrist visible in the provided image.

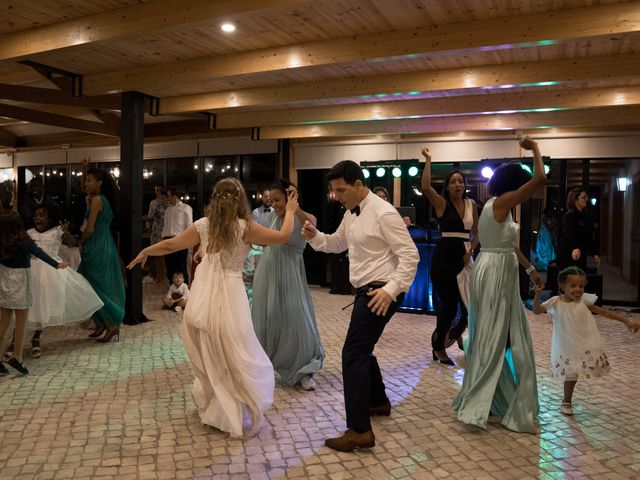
[525,265,536,275]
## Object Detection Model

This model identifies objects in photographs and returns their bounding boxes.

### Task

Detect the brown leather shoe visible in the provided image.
[369,400,391,416]
[324,429,375,452]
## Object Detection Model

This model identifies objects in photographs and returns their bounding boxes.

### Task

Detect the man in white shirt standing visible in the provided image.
[161,188,193,284]
[301,160,419,452]
[252,187,274,227]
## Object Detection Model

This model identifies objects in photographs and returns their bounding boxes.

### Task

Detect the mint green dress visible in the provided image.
[251,214,324,387]
[453,197,539,433]
[78,195,125,328]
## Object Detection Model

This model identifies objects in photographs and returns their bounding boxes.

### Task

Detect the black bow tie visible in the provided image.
[263,208,270,212]
[350,206,360,216]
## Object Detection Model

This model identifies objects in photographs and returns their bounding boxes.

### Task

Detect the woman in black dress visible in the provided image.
[558,188,600,271]
[421,147,478,365]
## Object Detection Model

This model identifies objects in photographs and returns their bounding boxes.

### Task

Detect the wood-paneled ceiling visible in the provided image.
[0,0,639,152]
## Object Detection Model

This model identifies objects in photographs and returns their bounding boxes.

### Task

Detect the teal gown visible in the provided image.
[78,194,126,328]
[251,214,324,387]
[453,197,539,433]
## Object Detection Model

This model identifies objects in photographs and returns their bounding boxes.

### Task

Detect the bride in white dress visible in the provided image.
[128,178,298,437]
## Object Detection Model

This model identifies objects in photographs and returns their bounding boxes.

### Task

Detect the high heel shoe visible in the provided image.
[88,327,106,338]
[4,353,29,375]
[96,328,120,343]
[31,337,41,358]
[432,350,455,366]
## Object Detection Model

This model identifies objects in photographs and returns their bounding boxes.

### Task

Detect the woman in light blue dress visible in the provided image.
[453,138,546,433]
[251,180,324,391]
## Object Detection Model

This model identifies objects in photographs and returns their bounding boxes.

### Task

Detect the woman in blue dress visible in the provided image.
[251,180,324,391]
[453,137,546,433]
[78,168,126,343]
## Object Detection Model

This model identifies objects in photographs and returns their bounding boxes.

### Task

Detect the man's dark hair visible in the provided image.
[326,160,365,185]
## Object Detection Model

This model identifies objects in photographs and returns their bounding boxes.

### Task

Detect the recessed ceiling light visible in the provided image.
[221,23,236,33]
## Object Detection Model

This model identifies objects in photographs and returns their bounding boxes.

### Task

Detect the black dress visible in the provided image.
[557,210,597,272]
[430,199,470,351]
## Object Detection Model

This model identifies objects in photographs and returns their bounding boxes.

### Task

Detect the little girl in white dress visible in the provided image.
[533,266,639,416]
[27,205,103,357]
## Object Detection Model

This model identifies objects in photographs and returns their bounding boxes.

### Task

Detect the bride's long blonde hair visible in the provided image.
[205,178,250,253]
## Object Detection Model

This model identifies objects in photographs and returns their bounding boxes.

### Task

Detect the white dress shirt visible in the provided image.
[161,201,193,238]
[308,191,419,300]
[252,206,274,227]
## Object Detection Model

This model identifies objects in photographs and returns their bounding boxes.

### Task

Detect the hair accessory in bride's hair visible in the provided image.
[213,191,238,200]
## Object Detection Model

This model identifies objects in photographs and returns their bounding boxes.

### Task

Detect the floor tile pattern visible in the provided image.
[1,284,639,479]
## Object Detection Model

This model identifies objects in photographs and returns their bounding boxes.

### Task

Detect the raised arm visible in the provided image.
[532,286,546,314]
[420,147,446,217]
[493,137,546,220]
[244,189,298,245]
[60,221,79,247]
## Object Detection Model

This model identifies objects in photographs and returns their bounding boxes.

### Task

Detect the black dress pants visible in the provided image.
[431,270,467,351]
[342,285,404,433]
[164,248,189,284]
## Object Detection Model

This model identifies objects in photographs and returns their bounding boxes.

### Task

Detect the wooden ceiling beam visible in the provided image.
[0,0,312,62]
[216,86,640,128]
[0,127,19,148]
[83,1,640,95]
[159,53,640,114]
[254,106,640,139]
[0,103,119,137]
[0,84,121,110]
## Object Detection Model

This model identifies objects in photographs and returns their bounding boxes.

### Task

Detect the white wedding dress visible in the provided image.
[181,217,275,437]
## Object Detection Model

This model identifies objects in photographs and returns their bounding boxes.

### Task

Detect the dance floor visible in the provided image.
[1,284,639,480]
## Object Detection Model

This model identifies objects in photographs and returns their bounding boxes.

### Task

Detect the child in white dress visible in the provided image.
[533,266,639,415]
[27,205,103,357]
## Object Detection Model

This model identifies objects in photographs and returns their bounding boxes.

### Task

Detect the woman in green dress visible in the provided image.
[78,168,125,343]
[251,180,324,391]
[453,137,546,433]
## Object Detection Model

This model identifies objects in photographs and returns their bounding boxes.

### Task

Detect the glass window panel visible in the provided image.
[167,157,199,217]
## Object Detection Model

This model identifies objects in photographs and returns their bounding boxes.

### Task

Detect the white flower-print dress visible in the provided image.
[542,293,610,380]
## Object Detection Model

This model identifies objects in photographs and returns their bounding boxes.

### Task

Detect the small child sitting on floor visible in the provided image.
[163,272,189,312]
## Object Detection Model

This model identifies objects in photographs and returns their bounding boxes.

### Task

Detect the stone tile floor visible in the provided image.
[1,284,639,480]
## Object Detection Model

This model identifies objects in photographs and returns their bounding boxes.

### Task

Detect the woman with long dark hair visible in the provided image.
[453,137,546,434]
[421,147,478,365]
[78,168,125,343]
[558,188,600,271]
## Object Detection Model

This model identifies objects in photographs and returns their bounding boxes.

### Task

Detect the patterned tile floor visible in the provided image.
[1,284,639,480]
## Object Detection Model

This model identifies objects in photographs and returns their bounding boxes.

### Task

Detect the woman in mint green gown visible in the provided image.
[78,168,125,342]
[453,138,546,433]
[251,181,324,390]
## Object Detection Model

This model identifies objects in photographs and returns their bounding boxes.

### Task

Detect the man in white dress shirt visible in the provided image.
[301,160,419,452]
[251,188,274,227]
[161,189,193,284]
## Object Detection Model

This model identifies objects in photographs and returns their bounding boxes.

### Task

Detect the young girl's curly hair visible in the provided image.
[205,178,250,253]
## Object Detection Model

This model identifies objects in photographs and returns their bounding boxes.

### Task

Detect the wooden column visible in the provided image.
[120,91,149,324]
